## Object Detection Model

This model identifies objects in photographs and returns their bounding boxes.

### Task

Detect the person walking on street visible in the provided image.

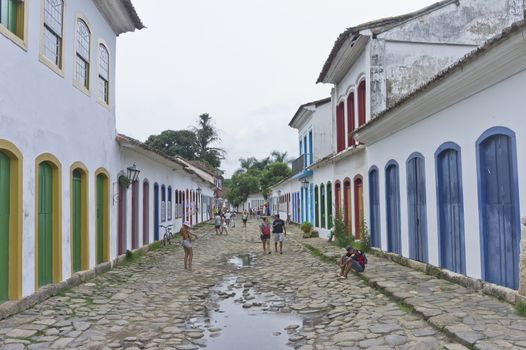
[221,216,229,235]
[272,214,286,254]
[214,213,222,234]
[259,217,271,254]
[180,222,198,271]
[242,211,248,228]
[225,211,231,227]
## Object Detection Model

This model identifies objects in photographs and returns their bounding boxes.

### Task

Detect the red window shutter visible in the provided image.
[347,93,355,147]
[336,102,345,152]
[358,81,366,127]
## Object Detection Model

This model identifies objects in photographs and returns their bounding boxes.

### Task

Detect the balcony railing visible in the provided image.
[292,154,311,176]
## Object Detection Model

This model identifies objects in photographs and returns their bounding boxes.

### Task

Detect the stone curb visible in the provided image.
[293,236,518,349]
[368,247,520,306]
[0,243,153,322]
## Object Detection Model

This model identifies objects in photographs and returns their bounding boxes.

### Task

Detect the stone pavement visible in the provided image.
[298,233,526,349]
[0,219,475,349]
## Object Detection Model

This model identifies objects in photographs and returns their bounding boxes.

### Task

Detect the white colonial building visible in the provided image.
[290,0,526,291]
[0,0,219,307]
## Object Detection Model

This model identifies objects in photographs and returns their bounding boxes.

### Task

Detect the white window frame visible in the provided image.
[73,14,91,95]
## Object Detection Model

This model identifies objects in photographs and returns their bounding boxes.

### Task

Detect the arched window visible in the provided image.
[347,92,355,147]
[357,80,366,127]
[42,0,64,68]
[336,102,345,152]
[75,18,91,90]
[334,181,341,218]
[98,43,110,104]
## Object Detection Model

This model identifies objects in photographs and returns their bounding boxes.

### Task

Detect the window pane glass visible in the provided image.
[44,0,63,36]
[76,57,88,88]
[98,45,109,79]
[76,19,90,61]
[98,76,108,103]
[43,28,60,65]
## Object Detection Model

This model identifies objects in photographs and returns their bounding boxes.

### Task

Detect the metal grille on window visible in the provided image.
[98,44,109,103]
[76,19,90,89]
[43,0,63,67]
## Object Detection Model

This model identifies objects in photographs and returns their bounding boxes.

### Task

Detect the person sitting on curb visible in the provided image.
[339,246,367,279]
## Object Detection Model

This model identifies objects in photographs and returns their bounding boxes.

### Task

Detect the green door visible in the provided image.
[38,162,53,287]
[327,182,333,229]
[0,152,10,302]
[96,174,104,264]
[72,170,81,272]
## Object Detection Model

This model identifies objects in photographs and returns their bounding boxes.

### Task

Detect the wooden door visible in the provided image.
[354,177,364,240]
[0,152,9,301]
[386,164,401,254]
[437,147,465,274]
[143,182,149,245]
[479,134,519,289]
[131,181,138,249]
[368,169,381,248]
[320,185,326,229]
[38,162,53,287]
[154,184,159,241]
[72,170,82,272]
[407,156,428,263]
[314,186,319,227]
[327,183,333,229]
[96,174,104,264]
[118,184,127,255]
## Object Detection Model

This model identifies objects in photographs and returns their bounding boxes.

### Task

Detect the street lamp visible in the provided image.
[301,178,309,190]
[126,163,140,183]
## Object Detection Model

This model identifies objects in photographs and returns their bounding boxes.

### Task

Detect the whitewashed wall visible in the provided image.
[363,68,526,280]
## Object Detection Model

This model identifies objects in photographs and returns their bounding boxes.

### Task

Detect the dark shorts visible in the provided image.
[215,224,221,229]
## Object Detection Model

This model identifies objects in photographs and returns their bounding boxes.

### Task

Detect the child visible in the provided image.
[221,217,229,235]
[339,246,367,279]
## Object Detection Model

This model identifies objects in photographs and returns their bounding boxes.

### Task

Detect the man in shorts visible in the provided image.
[272,214,286,254]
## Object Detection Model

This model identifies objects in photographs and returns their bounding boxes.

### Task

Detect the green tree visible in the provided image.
[271,150,288,163]
[145,130,198,160]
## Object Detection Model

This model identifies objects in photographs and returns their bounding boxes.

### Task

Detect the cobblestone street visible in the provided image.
[0,219,507,350]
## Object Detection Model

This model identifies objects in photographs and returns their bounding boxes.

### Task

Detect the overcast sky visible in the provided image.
[115,0,437,177]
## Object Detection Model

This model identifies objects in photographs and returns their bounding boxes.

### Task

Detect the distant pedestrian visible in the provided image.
[221,217,229,235]
[259,217,271,254]
[225,211,231,227]
[272,214,286,254]
[180,222,198,271]
[242,211,248,228]
[214,214,222,234]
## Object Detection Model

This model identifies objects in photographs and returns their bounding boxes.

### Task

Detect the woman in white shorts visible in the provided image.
[180,222,198,270]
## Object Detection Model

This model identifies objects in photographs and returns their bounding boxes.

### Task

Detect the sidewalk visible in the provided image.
[293,232,526,349]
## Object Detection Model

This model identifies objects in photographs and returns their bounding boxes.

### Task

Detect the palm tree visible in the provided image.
[271,150,288,163]
[193,113,225,168]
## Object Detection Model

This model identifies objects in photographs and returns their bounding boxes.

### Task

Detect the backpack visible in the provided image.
[261,224,270,236]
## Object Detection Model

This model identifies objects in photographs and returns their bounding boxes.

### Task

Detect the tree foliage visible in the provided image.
[145,113,225,168]
[224,151,292,207]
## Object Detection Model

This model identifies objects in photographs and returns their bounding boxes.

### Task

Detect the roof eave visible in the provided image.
[93,0,145,35]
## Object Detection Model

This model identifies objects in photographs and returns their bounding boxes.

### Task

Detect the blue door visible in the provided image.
[154,183,159,241]
[436,144,465,274]
[368,167,380,248]
[407,154,428,263]
[478,130,520,289]
[385,162,401,254]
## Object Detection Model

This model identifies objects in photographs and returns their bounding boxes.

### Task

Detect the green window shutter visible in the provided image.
[0,152,10,302]
[327,183,333,229]
[0,0,18,34]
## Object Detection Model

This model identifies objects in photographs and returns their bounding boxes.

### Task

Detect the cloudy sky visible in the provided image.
[116,0,437,177]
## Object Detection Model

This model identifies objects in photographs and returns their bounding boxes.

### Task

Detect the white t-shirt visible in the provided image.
[215,215,221,225]
[225,212,231,219]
